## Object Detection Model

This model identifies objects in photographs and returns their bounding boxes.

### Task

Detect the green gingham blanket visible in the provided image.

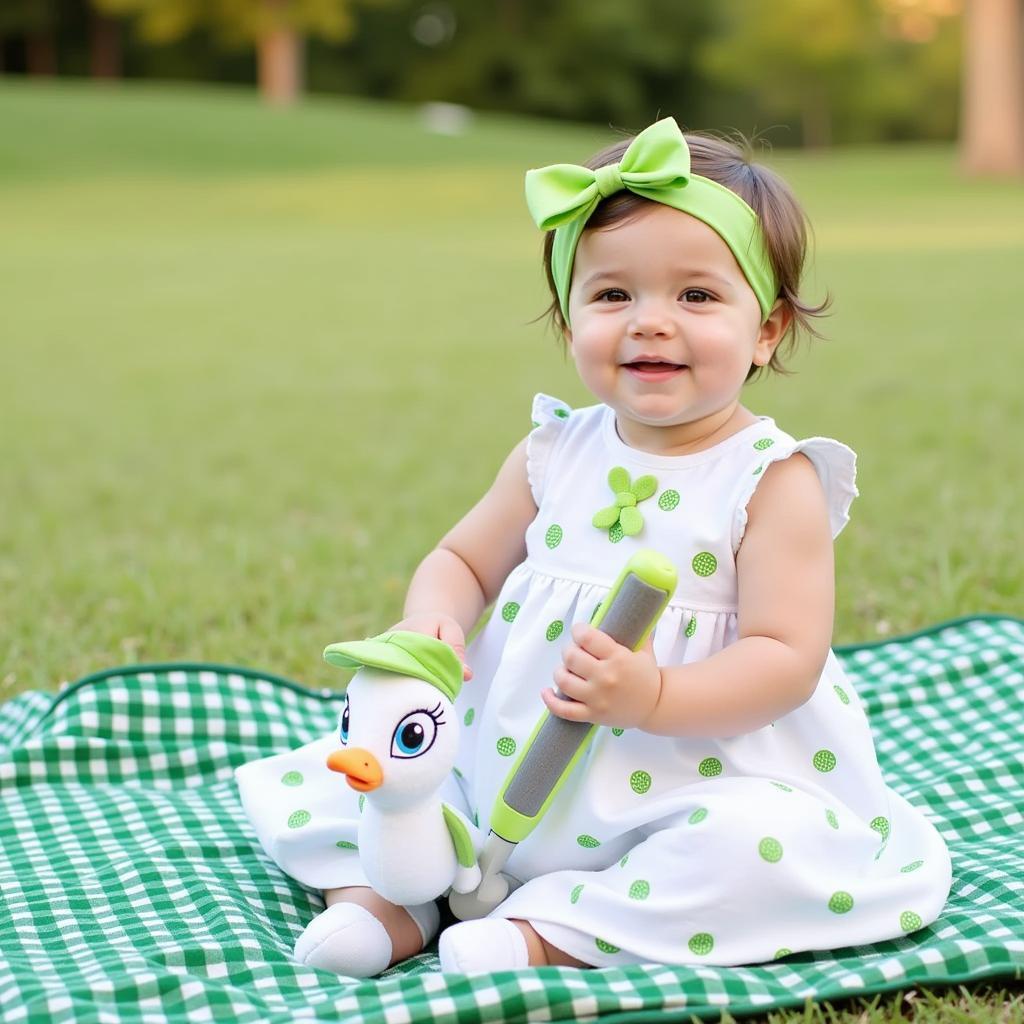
[1,617,1022,1023]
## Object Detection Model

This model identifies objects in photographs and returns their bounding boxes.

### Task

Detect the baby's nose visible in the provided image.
[629,302,675,337]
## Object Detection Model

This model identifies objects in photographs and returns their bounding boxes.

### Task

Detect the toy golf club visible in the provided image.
[448,549,677,920]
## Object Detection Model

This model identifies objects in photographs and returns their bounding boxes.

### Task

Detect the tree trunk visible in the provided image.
[257,0,304,109]
[802,88,832,148]
[26,31,57,76]
[89,12,122,79]
[961,0,1024,175]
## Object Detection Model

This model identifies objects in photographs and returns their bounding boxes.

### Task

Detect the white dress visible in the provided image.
[236,393,952,968]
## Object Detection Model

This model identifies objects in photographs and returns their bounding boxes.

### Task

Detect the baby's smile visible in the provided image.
[621,356,689,381]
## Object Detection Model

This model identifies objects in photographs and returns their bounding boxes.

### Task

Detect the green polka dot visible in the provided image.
[611,727,624,737]
[826,809,839,829]
[770,781,793,792]
[692,551,718,577]
[545,524,563,549]
[452,766,463,779]
[753,465,763,476]
[531,420,540,428]
[608,522,624,544]
[464,708,475,726]
[501,602,520,623]
[812,749,837,773]
[901,860,924,873]
[335,840,357,850]
[870,816,890,841]
[570,884,584,904]
[619,854,629,867]
[629,770,652,794]
[496,736,516,757]
[688,808,708,824]
[698,757,722,777]
[834,685,850,705]
[628,880,651,900]
[685,615,697,638]
[658,489,680,511]
[577,834,601,849]
[595,938,619,954]
[358,795,365,812]
[545,620,564,642]
[754,437,775,451]
[900,911,923,932]
[759,837,783,863]
[554,407,570,419]
[774,948,792,960]
[287,810,311,829]
[828,891,854,914]
[281,771,303,787]
[688,933,714,956]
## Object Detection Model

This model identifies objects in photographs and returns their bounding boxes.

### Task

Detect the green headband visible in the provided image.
[323,630,463,703]
[525,117,778,324]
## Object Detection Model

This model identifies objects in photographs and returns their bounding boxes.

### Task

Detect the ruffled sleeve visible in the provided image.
[526,393,572,506]
[732,437,859,551]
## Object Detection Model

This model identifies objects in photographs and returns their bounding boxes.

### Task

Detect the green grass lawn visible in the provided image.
[1,79,1022,1022]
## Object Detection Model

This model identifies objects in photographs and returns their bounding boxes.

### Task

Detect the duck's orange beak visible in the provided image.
[327,748,383,792]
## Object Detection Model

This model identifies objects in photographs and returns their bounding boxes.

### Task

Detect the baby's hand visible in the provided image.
[389,613,473,681]
[543,623,661,729]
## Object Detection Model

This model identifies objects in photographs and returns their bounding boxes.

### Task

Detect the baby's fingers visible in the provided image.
[541,687,593,723]
[437,620,473,681]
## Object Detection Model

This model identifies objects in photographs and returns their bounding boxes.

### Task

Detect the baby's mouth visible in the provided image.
[623,360,687,374]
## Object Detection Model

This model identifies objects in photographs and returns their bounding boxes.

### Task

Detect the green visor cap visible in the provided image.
[323,630,463,703]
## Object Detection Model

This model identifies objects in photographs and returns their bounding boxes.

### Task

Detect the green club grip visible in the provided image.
[488,550,677,843]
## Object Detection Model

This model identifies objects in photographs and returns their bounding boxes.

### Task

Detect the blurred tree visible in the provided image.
[388,0,715,130]
[0,0,60,74]
[857,0,961,142]
[699,0,879,147]
[89,7,121,77]
[91,0,362,103]
[960,0,1024,174]
[699,0,963,146]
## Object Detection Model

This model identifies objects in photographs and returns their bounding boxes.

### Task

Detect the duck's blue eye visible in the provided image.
[340,702,350,744]
[390,709,441,760]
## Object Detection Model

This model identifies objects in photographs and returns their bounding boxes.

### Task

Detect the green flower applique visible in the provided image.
[592,466,658,540]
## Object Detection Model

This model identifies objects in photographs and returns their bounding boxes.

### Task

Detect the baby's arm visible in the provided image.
[646,452,834,736]
[392,437,537,669]
[545,454,833,737]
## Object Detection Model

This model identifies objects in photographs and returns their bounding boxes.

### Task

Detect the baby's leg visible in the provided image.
[511,920,588,967]
[294,885,440,977]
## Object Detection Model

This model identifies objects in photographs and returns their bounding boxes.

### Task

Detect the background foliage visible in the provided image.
[1,0,962,145]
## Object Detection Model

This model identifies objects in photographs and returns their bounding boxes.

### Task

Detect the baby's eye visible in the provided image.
[596,288,629,302]
[681,288,713,303]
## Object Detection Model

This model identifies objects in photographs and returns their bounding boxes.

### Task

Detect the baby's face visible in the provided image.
[565,204,778,445]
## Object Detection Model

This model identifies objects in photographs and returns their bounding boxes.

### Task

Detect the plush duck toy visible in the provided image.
[322,631,481,907]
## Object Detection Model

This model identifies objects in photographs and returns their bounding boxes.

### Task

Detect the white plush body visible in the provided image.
[358,801,460,907]
[328,669,480,907]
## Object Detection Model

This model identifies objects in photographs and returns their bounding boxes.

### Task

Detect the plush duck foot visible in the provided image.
[295,900,440,977]
[438,918,530,974]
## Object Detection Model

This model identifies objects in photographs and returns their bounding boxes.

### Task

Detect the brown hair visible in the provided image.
[540,130,829,378]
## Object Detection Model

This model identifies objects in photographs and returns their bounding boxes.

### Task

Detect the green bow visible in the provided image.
[525,118,690,232]
[524,117,777,325]
[592,466,658,541]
